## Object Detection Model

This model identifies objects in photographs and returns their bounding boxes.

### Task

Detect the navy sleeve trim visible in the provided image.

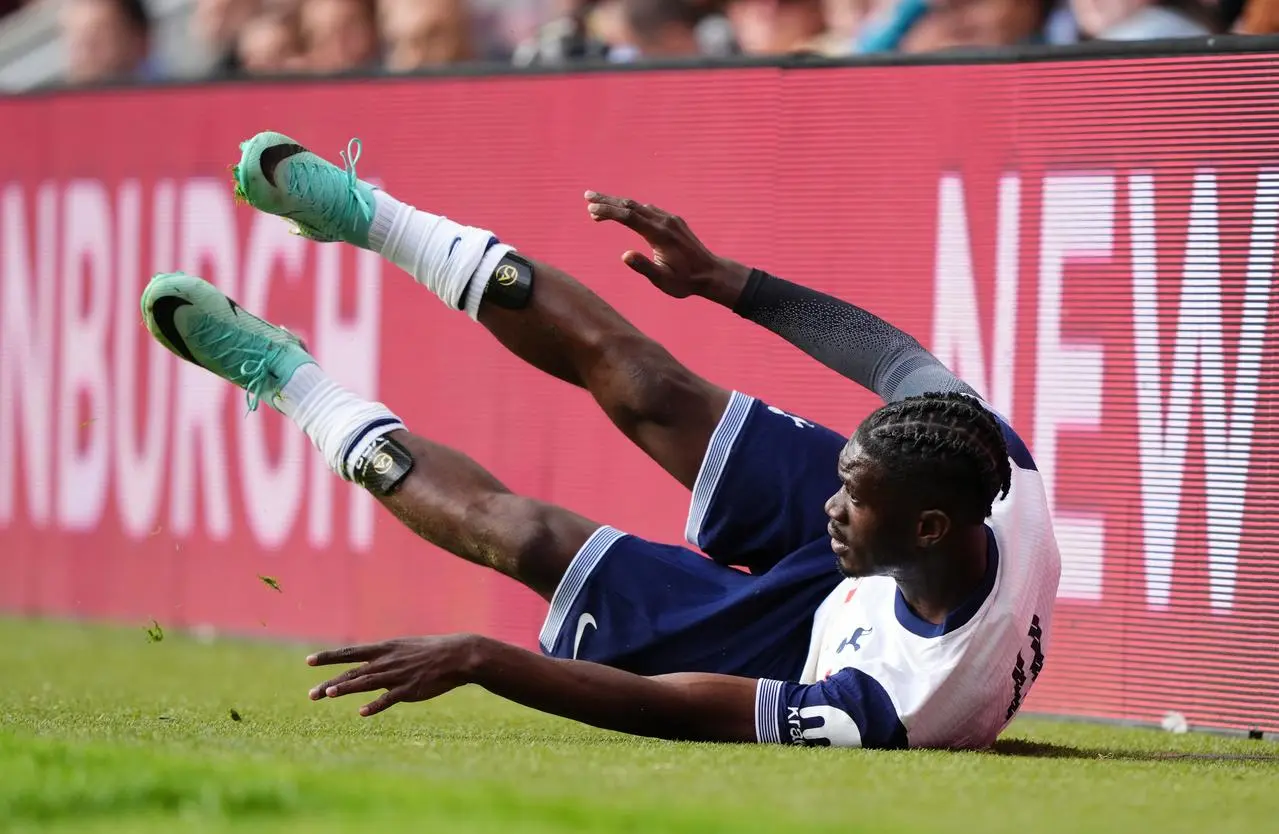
[755,679,785,744]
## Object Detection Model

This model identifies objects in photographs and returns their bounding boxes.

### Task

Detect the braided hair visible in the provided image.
[853,392,1012,525]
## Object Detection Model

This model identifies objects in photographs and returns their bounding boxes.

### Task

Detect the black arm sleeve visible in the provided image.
[732,269,976,404]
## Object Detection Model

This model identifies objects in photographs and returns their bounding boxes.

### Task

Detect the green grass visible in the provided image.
[1,618,1276,833]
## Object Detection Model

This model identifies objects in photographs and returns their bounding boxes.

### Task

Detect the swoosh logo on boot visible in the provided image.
[260,143,307,188]
[151,296,198,365]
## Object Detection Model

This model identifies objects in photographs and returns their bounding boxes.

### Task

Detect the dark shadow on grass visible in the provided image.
[990,739,1279,763]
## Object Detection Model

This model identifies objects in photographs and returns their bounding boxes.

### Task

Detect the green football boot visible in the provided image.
[141,271,315,413]
[231,131,377,247]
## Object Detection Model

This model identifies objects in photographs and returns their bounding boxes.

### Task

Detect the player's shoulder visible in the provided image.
[958,394,1036,473]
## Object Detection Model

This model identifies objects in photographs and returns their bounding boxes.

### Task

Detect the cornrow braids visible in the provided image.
[853,392,1012,524]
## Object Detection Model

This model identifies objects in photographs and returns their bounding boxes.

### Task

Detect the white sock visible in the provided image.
[367,191,515,321]
[279,363,405,481]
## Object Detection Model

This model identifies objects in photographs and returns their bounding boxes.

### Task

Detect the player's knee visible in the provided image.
[595,336,708,431]
[464,493,567,592]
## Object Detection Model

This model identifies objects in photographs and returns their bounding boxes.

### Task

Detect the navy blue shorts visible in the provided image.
[539,392,848,682]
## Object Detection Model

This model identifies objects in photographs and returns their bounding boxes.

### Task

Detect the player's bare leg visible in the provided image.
[141,272,597,599]
[373,430,598,597]
[475,263,727,488]
[231,132,728,489]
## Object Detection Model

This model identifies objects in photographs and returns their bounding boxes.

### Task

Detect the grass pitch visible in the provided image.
[2,618,1276,833]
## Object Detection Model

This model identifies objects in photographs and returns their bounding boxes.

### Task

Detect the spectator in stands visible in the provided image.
[1214,0,1243,30]
[379,0,477,70]
[300,0,380,73]
[691,1,740,55]
[237,8,306,74]
[192,0,258,76]
[1237,0,1279,32]
[513,0,613,65]
[854,0,928,51]
[726,0,827,54]
[590,0,634,54]
[809,0,889,55]
[1070,0,1220,39]
[611,0,706,58]
[898,0,1056,52]
[1042,0,1083,44]
[60,0,156,85]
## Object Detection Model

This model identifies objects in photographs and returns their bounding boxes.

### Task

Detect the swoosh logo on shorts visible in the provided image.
[448,236,462,257]
[151,296,197,365]
[572,613,597,660]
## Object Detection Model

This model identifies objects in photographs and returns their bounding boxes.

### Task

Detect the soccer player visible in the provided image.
[142,132,1061,750]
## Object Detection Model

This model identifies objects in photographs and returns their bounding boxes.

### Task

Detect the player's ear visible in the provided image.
[915,509,950,549]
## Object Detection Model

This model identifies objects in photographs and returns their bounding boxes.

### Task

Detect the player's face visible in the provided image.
[825,441,915,578]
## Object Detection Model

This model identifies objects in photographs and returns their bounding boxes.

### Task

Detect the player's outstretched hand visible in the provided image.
[306,635,477,717]
[585,191,751,306]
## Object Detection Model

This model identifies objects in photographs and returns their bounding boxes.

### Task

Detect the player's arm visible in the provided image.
[472,649,905,749]
[307,634,758,741]
[308,635,902,748]
[475,640,763,742]
[728,267,974,403]
[586,193,975,403]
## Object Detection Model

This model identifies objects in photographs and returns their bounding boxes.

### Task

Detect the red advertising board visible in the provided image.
[2,53,1278,732]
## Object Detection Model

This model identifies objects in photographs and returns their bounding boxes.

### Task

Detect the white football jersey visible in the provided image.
[754,405,1062,749]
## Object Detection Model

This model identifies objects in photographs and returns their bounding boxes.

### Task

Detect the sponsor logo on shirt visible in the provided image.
[787,705,864,747]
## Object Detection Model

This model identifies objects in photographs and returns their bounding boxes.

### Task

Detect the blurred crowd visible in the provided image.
[2,0,1277,87]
